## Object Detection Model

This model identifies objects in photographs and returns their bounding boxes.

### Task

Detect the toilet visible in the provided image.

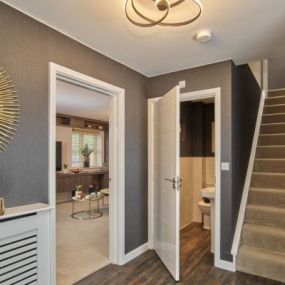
[198,200,211,230]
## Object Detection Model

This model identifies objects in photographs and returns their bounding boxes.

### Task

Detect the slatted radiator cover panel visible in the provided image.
[0,229,38,285]
[0,211,51,285]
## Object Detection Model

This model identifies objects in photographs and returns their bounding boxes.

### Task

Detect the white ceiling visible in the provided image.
[56,80,110,121]
[2,0,285,76]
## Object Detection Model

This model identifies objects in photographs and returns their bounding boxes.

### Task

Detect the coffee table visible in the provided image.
[100,188,109,206]
[71,194,104,220]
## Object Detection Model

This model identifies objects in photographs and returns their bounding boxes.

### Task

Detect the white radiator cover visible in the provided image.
[0,211,51,285]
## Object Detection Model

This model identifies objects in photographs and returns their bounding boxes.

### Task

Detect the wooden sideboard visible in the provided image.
[56,169,109,194]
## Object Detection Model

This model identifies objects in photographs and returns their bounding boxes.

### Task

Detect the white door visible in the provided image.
[153,86,180,281]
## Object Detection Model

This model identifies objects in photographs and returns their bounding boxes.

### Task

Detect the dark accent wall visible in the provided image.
[180,102,214,157]
[0,2,148,254]
[231,63,261,255]
[268,56,285,90]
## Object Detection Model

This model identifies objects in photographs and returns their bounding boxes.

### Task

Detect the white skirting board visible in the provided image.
[122,241,236,273]
[123,242,149,264]
[215,257,236,272]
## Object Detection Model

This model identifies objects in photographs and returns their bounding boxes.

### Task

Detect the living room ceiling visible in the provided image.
[2,0,285,76]
[56,80,110,122]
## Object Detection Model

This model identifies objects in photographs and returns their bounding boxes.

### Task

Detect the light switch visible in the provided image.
[221,162,230,171]
[179,80,186,89]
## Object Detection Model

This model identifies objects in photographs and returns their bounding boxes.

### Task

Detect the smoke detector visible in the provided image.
[196,30,212,43]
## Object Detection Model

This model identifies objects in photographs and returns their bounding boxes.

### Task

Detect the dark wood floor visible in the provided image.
[75,223,283,285]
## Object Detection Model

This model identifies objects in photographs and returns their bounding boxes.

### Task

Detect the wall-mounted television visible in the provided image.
[56,141,62,171]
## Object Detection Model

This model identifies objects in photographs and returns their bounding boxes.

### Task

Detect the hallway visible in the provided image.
[76,223,281,285]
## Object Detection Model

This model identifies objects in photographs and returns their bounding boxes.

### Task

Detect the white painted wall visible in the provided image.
[56,126,72,168]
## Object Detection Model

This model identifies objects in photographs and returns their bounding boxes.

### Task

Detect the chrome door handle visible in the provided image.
[165,178,176,189]
[165,178,182,190]
[165,178,175,182]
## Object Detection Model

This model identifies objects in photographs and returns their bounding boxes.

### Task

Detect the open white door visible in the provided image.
[153,86,180,281]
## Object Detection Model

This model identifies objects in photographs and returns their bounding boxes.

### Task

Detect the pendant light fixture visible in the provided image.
[125,0,202,27]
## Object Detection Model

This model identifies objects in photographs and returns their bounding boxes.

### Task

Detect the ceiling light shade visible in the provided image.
[125,0,202,27]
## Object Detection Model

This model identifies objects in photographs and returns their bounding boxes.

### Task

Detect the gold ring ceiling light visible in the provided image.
[125,0,202,27]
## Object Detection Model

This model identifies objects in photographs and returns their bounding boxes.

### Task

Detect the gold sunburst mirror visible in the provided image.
[0,68,20,153]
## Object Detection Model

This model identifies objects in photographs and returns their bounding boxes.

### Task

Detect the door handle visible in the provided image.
[165,178,182,190]
[165,178,176,189]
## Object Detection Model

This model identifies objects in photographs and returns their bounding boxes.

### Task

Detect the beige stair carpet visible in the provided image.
[237,90,285,283]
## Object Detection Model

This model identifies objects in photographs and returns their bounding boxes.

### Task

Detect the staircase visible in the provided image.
[237,90,285,283]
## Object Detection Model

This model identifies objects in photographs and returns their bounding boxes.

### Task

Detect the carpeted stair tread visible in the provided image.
[260,122,285,134]
[261,122,285,125]
[245,205,285,229]
[258,133,285,146]
[264,104,285,115]
[242,223,285,253]
[251,172,285,189]
[262,113,285,124]
[267,90,285,98]
[237,245,285,283]
[256,146,285,158]
[265,96,285,106]
[254,158,285,173]
[249,187,285,207]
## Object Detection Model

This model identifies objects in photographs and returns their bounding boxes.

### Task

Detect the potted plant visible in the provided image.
[63,163,68,173]
[81,143,93,168]
[75,185,83,198]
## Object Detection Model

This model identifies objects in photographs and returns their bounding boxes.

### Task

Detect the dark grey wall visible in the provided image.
[0,2,148,254]
[180,102,214,157]
[147,61,234,261]
[268,56,285,90]
[231,63,261,247]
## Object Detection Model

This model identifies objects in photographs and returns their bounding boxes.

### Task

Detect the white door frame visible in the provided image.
[148,87,234,272]
[48,63,125,284]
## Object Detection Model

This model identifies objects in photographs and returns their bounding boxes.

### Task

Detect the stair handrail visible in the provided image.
[231,90,266,257]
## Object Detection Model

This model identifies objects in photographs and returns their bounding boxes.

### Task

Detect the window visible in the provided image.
[72,129,104,167]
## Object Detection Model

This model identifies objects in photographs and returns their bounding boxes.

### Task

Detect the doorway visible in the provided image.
[180,96,216,277]
[55,79,111,284]
[148,87,222,280]
[48,63,125,283]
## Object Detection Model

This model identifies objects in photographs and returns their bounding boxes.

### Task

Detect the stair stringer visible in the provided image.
[231,90,266,260]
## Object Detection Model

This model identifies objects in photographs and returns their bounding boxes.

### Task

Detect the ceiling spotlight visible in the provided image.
[125,0,202,27]
[195,29,212,43]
